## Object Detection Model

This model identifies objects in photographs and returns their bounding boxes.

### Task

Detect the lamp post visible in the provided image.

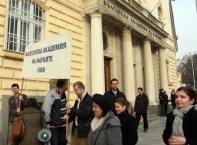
[189,52,196,89]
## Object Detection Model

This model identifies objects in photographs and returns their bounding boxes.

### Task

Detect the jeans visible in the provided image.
[135,112,148,130]
[50,127,67,145]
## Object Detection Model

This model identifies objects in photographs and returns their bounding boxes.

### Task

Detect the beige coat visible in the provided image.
[19,107,43,145]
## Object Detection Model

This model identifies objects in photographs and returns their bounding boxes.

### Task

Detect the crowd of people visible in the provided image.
[8,79,197,145]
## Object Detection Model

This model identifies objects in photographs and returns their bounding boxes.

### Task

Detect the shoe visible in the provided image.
[144,129,148,132]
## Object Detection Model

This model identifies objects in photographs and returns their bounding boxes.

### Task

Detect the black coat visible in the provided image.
[69,93,94,137]
[163,108,197,145]
[117,111,138,145]
[104,89,127,114]
[134,93,149,113]
[171,93,176,107]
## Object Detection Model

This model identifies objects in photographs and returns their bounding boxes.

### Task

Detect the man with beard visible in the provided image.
[104,78,127,114]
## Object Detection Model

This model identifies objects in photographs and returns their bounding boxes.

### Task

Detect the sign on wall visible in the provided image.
[22,32,72,79]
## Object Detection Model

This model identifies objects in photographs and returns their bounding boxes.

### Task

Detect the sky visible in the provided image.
[171,0,197,59]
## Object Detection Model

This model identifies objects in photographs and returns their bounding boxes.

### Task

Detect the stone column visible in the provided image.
[158,47,168,91]
[143,39,155,104]
[82,14,91,93]
[90,10,105,94]
[122,27,135,102]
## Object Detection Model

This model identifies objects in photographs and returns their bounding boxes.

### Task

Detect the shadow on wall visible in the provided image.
[0,95,45,145]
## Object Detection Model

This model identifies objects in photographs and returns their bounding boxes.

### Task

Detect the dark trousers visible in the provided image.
[135,112,148,129]
[50,127,67,145]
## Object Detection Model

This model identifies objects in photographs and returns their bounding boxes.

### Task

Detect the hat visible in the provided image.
[92,94,110,113]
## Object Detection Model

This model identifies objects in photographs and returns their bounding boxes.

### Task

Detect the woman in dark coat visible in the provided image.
[115,98,138,145]
[88,94,122,145]
[163,87,197,145]
[19,98,44,145]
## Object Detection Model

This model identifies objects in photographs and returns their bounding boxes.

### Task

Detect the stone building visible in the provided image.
[0,0,179,144]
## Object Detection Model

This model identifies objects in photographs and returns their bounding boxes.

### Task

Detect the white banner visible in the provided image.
[22,32,72,79]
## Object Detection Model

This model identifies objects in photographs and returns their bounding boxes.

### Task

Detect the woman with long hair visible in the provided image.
[163,87,197,145]
[115,98,138,145]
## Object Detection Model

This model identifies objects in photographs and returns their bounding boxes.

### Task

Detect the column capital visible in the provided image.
[143,38,152,44]
[89,9,104,18]
[81,13,90,22]
[122,26,134,32]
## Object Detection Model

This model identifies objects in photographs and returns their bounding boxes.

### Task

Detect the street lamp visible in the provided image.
[189,52,196,89]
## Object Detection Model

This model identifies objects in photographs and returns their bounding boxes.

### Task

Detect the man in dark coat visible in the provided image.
[159,88,168,116]
[65,81,94,145]
[171,89,176,109]
[8,83,28,145]
[134,87,149,132]
[104,78,127,114]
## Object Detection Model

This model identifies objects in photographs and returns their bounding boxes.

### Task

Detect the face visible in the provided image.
[111,81,118,91]
[73,86,85,98]
[115,103,126,114]
[137,89,142,95]
[175,90,195,109]
[62,83,68,92]
[93,102,103,118]
[12,86,19,95]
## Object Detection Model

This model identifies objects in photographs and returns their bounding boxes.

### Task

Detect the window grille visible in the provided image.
[7,0,45,53]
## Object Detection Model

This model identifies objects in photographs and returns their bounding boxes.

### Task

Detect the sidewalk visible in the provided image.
[137,116,167,145]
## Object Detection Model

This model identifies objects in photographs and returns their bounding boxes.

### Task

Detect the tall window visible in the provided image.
[158,6,162,21]
[7,0,45,53]
[166,61,169,82]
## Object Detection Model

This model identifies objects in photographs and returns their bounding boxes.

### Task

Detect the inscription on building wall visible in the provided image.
[103,0,163,42]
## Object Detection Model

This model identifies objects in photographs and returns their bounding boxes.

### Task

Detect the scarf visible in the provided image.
[172,105,193,137]
[91,113,109,132]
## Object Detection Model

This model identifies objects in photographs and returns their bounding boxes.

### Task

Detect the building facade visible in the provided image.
[0,0,179,143]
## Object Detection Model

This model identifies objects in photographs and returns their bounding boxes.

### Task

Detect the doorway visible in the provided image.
[104,58,111,92]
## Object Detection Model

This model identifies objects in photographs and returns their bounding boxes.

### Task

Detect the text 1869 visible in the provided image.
[37,67,45,73]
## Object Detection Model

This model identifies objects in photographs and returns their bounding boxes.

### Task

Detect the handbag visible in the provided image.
[12,113,25,145]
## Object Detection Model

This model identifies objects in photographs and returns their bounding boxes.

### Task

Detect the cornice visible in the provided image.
[53,0,83,13]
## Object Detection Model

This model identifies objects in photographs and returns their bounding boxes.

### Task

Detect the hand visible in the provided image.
[46,124,51,129]
[63,115,69,120]
[19,95,23,101]
[16,108,21,113]
[169,136,186,145]
[66,102,72,109]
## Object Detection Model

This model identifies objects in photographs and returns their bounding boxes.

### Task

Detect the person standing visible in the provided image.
[19,98,45,145]
[42,79,68,145]
[171,89,176,109]
[104,78,126,114]
[8,83,28,145]
[159,88,168,116]
[115,98,138,145]
[88,94,122,145]
[134,87,149,132]
[163,87,197,145]
[65,81,94,145]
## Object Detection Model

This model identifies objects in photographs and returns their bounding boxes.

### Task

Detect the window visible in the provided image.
[134,0,141,5]
[166,61,169,82]
[7,0,45,53]
[158,6,162,21]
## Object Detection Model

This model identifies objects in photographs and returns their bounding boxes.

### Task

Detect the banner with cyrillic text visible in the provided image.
[22,32,72,79]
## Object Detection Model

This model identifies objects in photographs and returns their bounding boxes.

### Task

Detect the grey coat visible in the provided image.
[88,111,122,145]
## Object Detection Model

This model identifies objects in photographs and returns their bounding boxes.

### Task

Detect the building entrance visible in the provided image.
[104,58,111,92]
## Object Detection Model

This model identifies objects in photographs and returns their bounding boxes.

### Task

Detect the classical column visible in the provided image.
[143,39,155,104]
[82,14,91,93]
[158,47,168,91]
[122,27,135,102]
[90,10,105,94]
